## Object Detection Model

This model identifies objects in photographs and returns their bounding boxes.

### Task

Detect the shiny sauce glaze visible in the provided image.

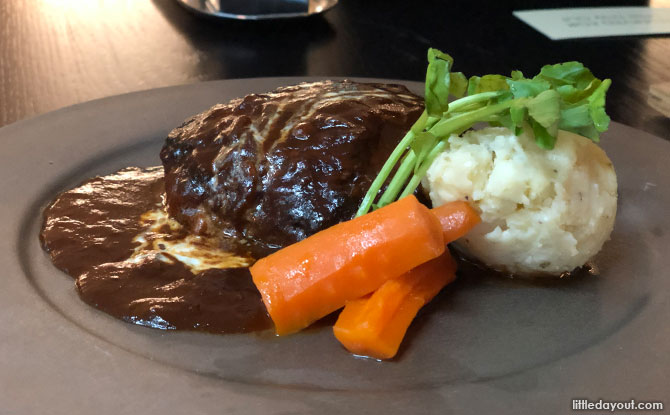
[40,81,426,334]
[39,167,595,334]
[161,81,424,258]
[40,167,272,333]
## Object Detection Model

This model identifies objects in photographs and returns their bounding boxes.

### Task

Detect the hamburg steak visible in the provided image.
[160,80,424,258]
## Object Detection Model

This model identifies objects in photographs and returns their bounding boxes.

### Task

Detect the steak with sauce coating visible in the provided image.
[160,80,424,258]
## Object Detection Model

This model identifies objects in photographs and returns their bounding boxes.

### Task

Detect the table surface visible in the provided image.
[1,0,669,140]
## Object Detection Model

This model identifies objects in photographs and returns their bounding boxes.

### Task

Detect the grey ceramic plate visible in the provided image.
[1,78,668,415]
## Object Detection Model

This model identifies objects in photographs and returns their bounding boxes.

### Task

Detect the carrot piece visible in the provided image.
[333,252,457,360]
[431,201,481,243]
[250,195,445,335]
[331,203,476,359]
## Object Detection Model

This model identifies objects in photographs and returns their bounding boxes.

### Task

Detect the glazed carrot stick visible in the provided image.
[431,201,481,243]
[333,251,457,360]
[250,195,445,335]
[331,203,478,359]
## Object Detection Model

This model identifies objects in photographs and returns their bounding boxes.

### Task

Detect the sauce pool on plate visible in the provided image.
[40,166,272,333]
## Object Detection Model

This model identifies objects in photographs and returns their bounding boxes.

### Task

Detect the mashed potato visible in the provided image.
[422,127,617,276]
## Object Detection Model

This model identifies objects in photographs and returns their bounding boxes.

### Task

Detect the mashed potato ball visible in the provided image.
[422,127,617,276]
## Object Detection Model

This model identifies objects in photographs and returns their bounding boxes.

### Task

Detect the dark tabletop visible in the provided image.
[1,0,669,139]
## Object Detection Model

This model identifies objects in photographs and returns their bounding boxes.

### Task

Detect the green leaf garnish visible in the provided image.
[355,49,612,217]
[588,79,612,133]
[507,78,550,98]
[468,74,510,95]
[424,48,454,117]
[529,117,556,150]
[410,131,439,174]
[527,89,560,131]
[449,72,468,98]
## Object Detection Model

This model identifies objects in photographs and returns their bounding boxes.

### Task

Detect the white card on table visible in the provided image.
[513,7,670,40]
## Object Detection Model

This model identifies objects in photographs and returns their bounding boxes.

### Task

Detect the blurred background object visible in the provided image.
[176,0,338,20]
[0,0,668,138]
[649,82,670,117]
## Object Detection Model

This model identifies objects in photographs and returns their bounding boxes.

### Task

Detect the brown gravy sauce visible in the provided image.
[40,167,272,333]
[40,167,596,335]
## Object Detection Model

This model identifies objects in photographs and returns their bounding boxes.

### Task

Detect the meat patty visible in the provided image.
[160,80,424,258]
